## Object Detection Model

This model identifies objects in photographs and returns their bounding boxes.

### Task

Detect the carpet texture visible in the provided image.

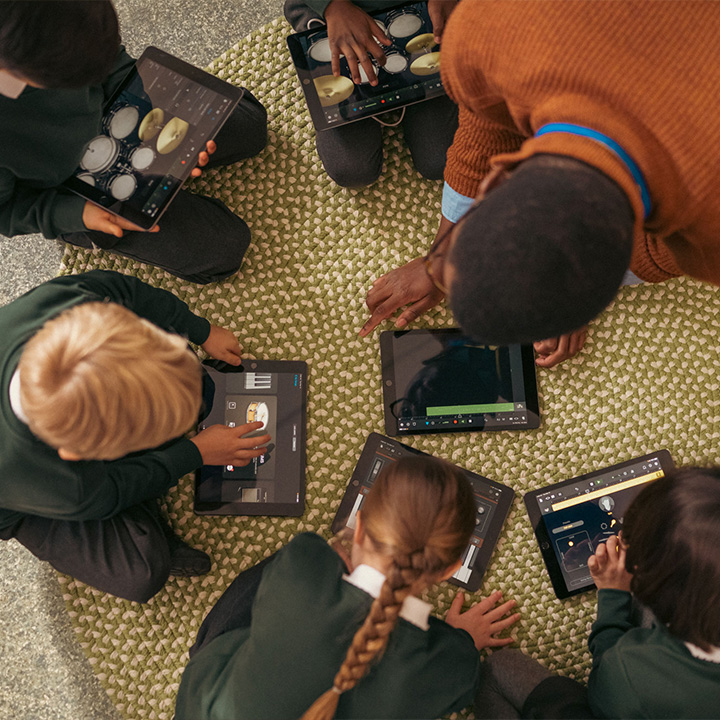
[57,17,720,720]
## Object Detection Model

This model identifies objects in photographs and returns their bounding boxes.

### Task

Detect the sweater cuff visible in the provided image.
[186,315,212,346]
[597,588,633,619]
[48,193,87,238]
[164,437,204,479]
[306,0,332,16]
[441,182,475,223]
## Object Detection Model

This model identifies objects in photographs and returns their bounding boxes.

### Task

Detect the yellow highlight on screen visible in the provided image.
[550,470,664,512]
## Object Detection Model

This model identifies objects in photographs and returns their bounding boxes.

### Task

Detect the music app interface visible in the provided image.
[72,57,234,219]
[535,455,666,592]
[344,438,503,587]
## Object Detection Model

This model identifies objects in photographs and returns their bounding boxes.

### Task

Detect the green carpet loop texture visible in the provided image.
[57,17,720,720]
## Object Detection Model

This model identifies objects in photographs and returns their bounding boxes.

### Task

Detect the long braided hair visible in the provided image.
[302,456,477,720]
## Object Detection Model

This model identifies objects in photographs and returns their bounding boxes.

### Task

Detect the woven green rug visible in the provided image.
[56,17,720,720]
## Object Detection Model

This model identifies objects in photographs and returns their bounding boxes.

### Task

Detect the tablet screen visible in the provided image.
[331,433,515,591]
[524,450,674,598]
[194,360,307,516]
[380,329,540,435]
[63,47,242,229]
[286,1,446,131]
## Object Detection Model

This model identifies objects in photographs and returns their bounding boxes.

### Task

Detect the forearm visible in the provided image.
[50,270,212,343]
[588,589,635,666]
[0,180,86,239]
[101,45,136,101]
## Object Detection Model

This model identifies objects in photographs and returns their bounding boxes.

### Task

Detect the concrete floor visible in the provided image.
[0,1,280,718]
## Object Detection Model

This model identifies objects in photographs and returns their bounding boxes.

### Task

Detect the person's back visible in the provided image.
[587,468,720,719]
[176,456,520,719]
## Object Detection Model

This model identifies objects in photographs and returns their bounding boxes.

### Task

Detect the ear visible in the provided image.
[57,447,83,462]
[353,511,364,545]
[439,557,463,581]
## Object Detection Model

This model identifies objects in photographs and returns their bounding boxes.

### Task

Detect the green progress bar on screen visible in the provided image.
[426,402,515,416]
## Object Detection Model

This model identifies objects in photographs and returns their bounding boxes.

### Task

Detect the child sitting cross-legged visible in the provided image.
[175,455,520,719]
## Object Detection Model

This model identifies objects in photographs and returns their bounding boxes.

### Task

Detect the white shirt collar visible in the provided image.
[685,642,720,664]
[9,369,29,424]
[343,564,431,631]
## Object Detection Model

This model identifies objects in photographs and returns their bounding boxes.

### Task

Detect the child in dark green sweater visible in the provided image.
[0,1,267,284]
[474,468,720,719]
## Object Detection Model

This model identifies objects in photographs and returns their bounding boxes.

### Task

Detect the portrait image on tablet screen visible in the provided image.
[380,329,540,436]
[524,450,675,599]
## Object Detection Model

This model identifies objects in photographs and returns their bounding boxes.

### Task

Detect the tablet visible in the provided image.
[380,329,540,436]
[194,359,307,516]
[331,433,515,591]
[63,46,242,229]
[524,450,675,599]
[286,1,446,131]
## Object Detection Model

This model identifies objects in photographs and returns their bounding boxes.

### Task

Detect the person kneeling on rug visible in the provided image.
[0,270,270,603]
[0,1,267,284]
[175,456,520,719]
[474,468,720,719]
[283,0,459,187]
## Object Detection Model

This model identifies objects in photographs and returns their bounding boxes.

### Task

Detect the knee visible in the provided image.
[121,546,171,603]
[410,150,446,181]
[321,155,382,188]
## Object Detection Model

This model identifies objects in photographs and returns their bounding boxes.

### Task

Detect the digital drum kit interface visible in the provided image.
[78,103,189,202]
[310,6,441,107]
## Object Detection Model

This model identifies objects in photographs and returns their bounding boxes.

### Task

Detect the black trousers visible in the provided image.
[283,0,459,188]
[62,89,268,284]
[189,553,276,658]
[0,500,171,603]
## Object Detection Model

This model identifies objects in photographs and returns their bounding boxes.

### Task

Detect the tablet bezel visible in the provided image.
[331,432,515,591]
[286,0,447,132]
[63,46,243,230]
[524,449,675,599]
[380,328,540,436]
[193,358,308,517]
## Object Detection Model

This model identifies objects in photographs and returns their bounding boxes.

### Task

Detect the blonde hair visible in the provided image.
[302,456,477,720]
[18,301,202,460]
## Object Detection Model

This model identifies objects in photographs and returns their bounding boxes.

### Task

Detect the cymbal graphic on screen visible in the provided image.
[410,52,441,76]
[405,33,436,54]
[138,108,165,141]
[313,75,354,107]
[156,117,189,154]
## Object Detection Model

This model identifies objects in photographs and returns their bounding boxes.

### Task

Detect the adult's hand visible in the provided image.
[201,325,243,366]
[82,201,159,238]
[325,0,391,85]
[446,590,520,651]
[360,257,444,337]
[427,0,458,43]
[588,534,632,592]
[534,327,588,368]
[191,422,271,467]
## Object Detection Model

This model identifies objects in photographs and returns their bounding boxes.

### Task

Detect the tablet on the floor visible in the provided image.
[380,329,540,436]
[286,1,446,131]
[194,359,307,517]
[524,450,675,599]
[63,46,242,230]
[331,433,515,591]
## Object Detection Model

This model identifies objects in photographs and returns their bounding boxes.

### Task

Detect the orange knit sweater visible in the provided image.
[441,0,720,284]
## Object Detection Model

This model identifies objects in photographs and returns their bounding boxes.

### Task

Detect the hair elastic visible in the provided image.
[535,122,652,220]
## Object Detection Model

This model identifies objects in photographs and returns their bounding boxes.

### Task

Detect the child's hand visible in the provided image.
[588,534,632,592]
[325,0,391,86]
[201,325,243,366]
[82,201,159,237]
[191,422,271,466]
[445,590,520,651]
[190,140,216,179]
